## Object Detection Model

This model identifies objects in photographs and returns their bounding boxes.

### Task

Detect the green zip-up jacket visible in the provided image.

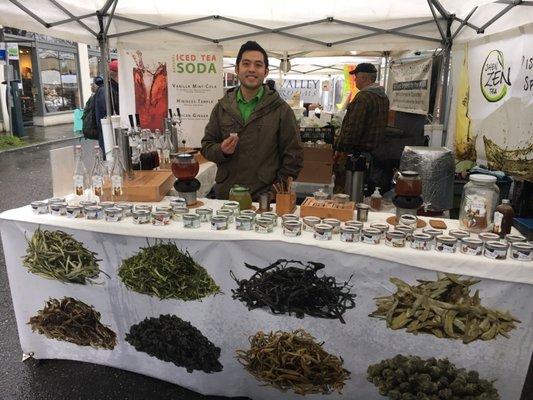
[201,85,303,200]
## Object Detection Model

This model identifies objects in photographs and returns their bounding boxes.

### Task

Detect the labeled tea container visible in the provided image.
[281,213,299,223]
[345,220,364,230]
[370,223,389,239]
[255,217,274,233]
[505,234,526,245]
[132,210,150,224]
[105,207,123,222]
[314,223,333,241]
[236,215,254,231]
[79,200,97,216]
[217,208,235,223]
[183,213,201,229]
[85,205,103,220]
[395,225,414,241]
[510,242,533,261]
[222,201,240,215]
[323,218,341,234]
[47,197,66,212]
[410,233,432,251]
[31,201,49,214]
[195,207,213,222]
[303,216,321,232]
[484,240,508,260]
[152,211,171,226]
[134,204,153,213]
[340,226,360,242]
[155,205,173,213]
[362,227,381,245]
[49,202,67,216]
[261,212,278,227]
[449,229,470,241]
[116,203,133,217]
[422,228,444,241]
[66,205,82,219]
[169,197,187,208]
[460,237,483,256]
[399,214,417,228]
[385,231,406,248]
[240,210,257,221]
[171,206,189,221]
[211,215,228,230]
[99,201,115,210]
[478,232,500,243]
[283,220,302,236]
[435,235,458,253]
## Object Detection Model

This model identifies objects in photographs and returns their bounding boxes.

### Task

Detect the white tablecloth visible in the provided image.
[1,199,532,400]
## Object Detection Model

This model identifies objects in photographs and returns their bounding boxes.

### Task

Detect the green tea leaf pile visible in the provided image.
[23,228,104,284]
[231,259,356,323]
[118,242,220,300]
[29,297,116,350]
[370,274,520,343]
[236,329,350,395]
[125,314,222,373]
[367,355,500,399]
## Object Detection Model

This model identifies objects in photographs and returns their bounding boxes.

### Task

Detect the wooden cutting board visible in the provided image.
[101,170,175,202]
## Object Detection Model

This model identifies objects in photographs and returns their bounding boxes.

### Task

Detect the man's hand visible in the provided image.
[221,133,239,155]
[333,151,346,163]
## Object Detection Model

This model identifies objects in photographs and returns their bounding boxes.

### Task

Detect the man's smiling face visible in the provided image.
[236,50,269,91]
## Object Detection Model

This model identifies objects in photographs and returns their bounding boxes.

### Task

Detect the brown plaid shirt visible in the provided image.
[335,88,389,153]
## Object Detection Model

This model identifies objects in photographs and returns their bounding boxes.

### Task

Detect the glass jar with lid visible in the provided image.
[229,185,253,210]
[459,174,499,233]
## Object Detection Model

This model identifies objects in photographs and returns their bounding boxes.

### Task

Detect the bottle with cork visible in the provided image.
[370,187,382,211]
[493,199,514,237]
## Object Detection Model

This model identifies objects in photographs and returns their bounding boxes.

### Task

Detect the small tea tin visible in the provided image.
[395,225,414,240]
[422,228,444,241]
[66,205,82,219]
[132,210,150,224]
[484,240,508,260]
[323,218,341,234]
[169,197,187,208]
[333,193,350,203]
[511,242,533,261]
[195,208,213,222]
[105,207,123,222]
[362,227,381,244]
[218,208,235,223]
[85,205,103,220]
[283,220,302,237]
[152,211,171,226]
[255,217,274,233]
[222,201,240,215]
[79,200,97,216]
[356,203,370,222]
[385,231,406,248]
[31,201,49,214]
[410,233,432,251]
[370,223,389,239]
[211,215,228,230]
[435,235,458,253]
[183,213,201,229]
[449,229,470,241]
[478,232,500,243]
[261,212,278,227]
[399,214,417,227]
[314,223,333,241]
[99,201,115,210]
[303,216,321,232]
[155,205,173,213]
[340,226,360,242]
[171,206,189,221]
[49,202,67,216]
[281,213,299,223]
[460,237,483,256]
[116,203,133,217]
[48,197,66,204]
[240,210,257,221]
[236,215,254,231]
[134,204,153,213]
[505,234,526,245]
[345,220,364,230]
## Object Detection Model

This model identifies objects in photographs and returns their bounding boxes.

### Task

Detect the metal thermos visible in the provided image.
[344,153,366,203]
[114,127,134,178]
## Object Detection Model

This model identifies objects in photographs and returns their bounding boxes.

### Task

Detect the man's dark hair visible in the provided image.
[236,41,269,68]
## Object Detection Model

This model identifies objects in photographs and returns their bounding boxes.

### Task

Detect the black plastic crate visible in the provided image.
[299,125,335,144]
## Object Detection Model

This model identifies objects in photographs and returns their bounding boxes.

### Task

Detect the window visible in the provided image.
[39,49,80,113]
[88,55,100,78]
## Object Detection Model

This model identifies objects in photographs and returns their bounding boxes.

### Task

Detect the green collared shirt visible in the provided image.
[236,86,265,123]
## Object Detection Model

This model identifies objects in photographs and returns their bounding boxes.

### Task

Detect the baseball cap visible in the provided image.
[349,63,377,74]
[109,60,118,72]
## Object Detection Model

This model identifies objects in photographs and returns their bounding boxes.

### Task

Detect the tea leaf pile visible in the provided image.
[367,354,500,399]
[125,314,222,373]
[119,242,220,301]
[29,297,116,350]
[370,274,520,343]
[236,329,350,395]
[231,259,356,323]
[23,228,104,284]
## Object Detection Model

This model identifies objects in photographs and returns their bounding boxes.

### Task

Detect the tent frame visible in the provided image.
[4,0,532,140]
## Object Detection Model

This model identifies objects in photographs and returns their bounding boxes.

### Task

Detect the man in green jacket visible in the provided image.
[201,41,303,200]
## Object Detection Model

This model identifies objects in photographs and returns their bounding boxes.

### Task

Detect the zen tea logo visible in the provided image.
[480,50,511,102]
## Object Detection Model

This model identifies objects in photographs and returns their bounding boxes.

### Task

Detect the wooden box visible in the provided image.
[275,192,297,216]
[101,170,175,202]
[299,197,355,221]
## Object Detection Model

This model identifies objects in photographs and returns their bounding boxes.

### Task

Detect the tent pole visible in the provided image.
[439,18,453,147]
[383,51,390,92]
[97,11,112,118]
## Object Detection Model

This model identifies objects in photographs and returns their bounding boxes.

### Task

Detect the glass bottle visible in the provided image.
[73,144,87,196]
[148,131,160,169]
[154,129,163,164]
[370,187,382,211]
[161,129,173,167]
[110,146,125,197]
[459,174,500,233]
[493,199,514,237]
[90,145,106,197]
[229,185,253,210]
[140,139,153,170]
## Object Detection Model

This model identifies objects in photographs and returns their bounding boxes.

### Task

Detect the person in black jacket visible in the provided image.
[95,60,119,157]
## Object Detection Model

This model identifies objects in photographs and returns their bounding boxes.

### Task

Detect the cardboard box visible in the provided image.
[302,144,333,162]
[296,144,333,184]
